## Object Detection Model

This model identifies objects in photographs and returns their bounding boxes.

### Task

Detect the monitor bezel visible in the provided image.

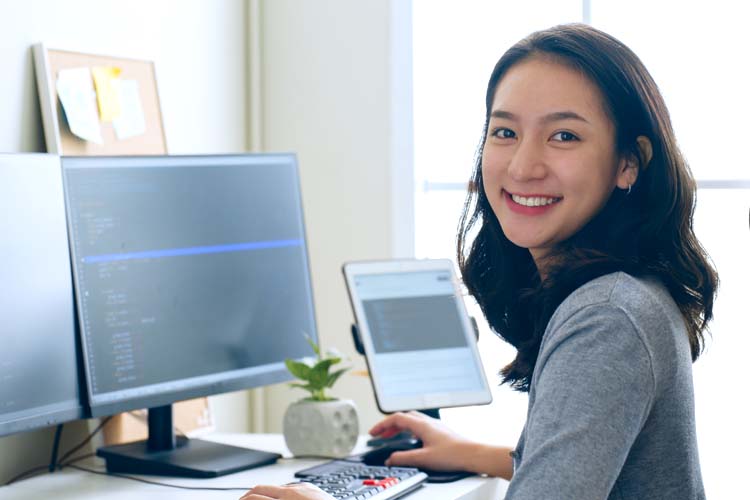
[0,406,84,438]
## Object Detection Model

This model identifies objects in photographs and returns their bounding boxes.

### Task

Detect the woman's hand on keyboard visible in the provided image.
[239,482,334,500]
[368,411,475,472]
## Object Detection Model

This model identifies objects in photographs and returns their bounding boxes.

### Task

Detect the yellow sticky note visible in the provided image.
[91,66,122,122]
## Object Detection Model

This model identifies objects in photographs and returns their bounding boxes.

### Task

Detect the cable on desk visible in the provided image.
[65,463,254,491]
[6,453,254,492]
[60,452,96,466]
[4,417,113,486]
[5,416,285,492]
[56,416,113,467]
[4,465,51,486]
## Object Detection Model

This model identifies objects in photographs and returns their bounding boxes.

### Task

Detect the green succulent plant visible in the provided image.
[285,334,349,402]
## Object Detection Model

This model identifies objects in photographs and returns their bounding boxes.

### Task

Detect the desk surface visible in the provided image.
[1,433,508,499]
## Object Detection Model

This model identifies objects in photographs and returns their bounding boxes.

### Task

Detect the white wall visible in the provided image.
[0,0,411,484]
[0,0,249,484]
[254,0,406,433]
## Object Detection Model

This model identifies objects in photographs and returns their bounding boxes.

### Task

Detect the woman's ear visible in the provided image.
[636,135,653,169]
[616,135,652,190]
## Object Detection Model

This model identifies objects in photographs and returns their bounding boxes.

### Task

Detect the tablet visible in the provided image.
[343,259,492,413]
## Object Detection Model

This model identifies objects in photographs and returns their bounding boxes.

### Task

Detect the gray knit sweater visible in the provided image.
[506,272,705,499]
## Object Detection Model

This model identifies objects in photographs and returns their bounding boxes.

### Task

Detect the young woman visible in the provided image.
[241,23,717,500]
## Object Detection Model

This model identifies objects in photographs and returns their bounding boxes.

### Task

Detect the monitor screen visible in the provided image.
[0,154,83,437]
[62,154,318,418]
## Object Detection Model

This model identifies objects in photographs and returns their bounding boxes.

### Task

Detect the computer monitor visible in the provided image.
[62,153,318,477]
[0,154,83,437]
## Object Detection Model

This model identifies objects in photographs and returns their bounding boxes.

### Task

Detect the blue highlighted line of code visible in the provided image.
[82,239,304,264]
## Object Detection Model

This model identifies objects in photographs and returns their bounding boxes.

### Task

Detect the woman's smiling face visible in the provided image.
[482,56,636,265]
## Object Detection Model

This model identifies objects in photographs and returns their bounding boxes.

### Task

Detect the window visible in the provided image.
[412,1,749,496]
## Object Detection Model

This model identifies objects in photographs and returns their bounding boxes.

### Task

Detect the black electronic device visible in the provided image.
[294,460,428,499]
[366,430,415,448]
[360,437,423,466]
[356,437,474,484]
[0,154,84,437]
[62,153,318,477]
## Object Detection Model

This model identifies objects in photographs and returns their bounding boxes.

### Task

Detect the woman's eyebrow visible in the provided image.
[490,109,518,120]
[490,109,590,125]
[541,110,590,125]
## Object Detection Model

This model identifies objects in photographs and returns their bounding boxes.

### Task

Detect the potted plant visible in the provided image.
[282,335,359,458]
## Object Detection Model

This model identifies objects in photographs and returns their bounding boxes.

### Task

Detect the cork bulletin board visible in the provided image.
[33,44,211,444]
[33,44,167,155]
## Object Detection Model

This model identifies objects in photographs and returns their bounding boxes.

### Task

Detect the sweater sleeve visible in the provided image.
[505,304,656,500]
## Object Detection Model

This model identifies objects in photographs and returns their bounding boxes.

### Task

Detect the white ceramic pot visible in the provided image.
[283,399,359,458]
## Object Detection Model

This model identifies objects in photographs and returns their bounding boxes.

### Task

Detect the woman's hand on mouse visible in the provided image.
[370,411,514,478]
[240,482,334,500]
[368,411,477,472]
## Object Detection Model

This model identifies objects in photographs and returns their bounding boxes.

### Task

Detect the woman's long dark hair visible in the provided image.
[457,24,718,392]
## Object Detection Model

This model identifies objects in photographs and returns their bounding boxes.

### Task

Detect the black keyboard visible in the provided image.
[294,460,428,500]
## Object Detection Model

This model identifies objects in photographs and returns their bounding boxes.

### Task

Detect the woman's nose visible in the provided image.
[506,140,547,181]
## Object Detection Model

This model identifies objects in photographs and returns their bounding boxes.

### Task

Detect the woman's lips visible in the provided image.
[503,190,562,215]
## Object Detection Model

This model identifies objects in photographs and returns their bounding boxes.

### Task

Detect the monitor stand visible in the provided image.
[96,404,281,478]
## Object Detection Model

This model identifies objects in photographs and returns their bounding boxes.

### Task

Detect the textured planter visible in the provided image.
[283,399,359,458]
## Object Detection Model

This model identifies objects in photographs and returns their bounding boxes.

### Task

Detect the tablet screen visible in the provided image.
[344,261,491,412]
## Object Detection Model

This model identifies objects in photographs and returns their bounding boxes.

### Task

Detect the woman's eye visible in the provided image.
[551,131,579,142]
[492,128,516,139]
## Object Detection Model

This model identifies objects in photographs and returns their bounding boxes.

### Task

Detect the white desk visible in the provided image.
[1,433,508,499]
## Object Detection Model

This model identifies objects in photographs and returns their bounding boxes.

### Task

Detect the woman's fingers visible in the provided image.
[386,446,470,473]
[384,447,431,468]
[239,483,332,500]
[240,485,285,499]
[248,485,286,497]
[239,487,276,499]
[368,413,403,436]
[369,412,426,438]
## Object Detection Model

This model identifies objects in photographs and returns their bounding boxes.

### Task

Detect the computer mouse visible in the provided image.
[360,437,423,466]
[365,430,414,448]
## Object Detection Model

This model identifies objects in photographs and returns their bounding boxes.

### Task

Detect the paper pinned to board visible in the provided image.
[56,67,102,143]
[113,79,146,140]
[91,66,122,122]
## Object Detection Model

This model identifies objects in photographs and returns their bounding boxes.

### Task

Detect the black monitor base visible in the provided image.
[97,436,280,478]
[96,404,280,478]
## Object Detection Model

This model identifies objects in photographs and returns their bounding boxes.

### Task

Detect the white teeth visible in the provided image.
[511,194,560,207]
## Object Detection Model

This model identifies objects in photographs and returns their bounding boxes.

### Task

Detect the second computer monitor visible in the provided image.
[62,154,318,418]
[0,154,83,437]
